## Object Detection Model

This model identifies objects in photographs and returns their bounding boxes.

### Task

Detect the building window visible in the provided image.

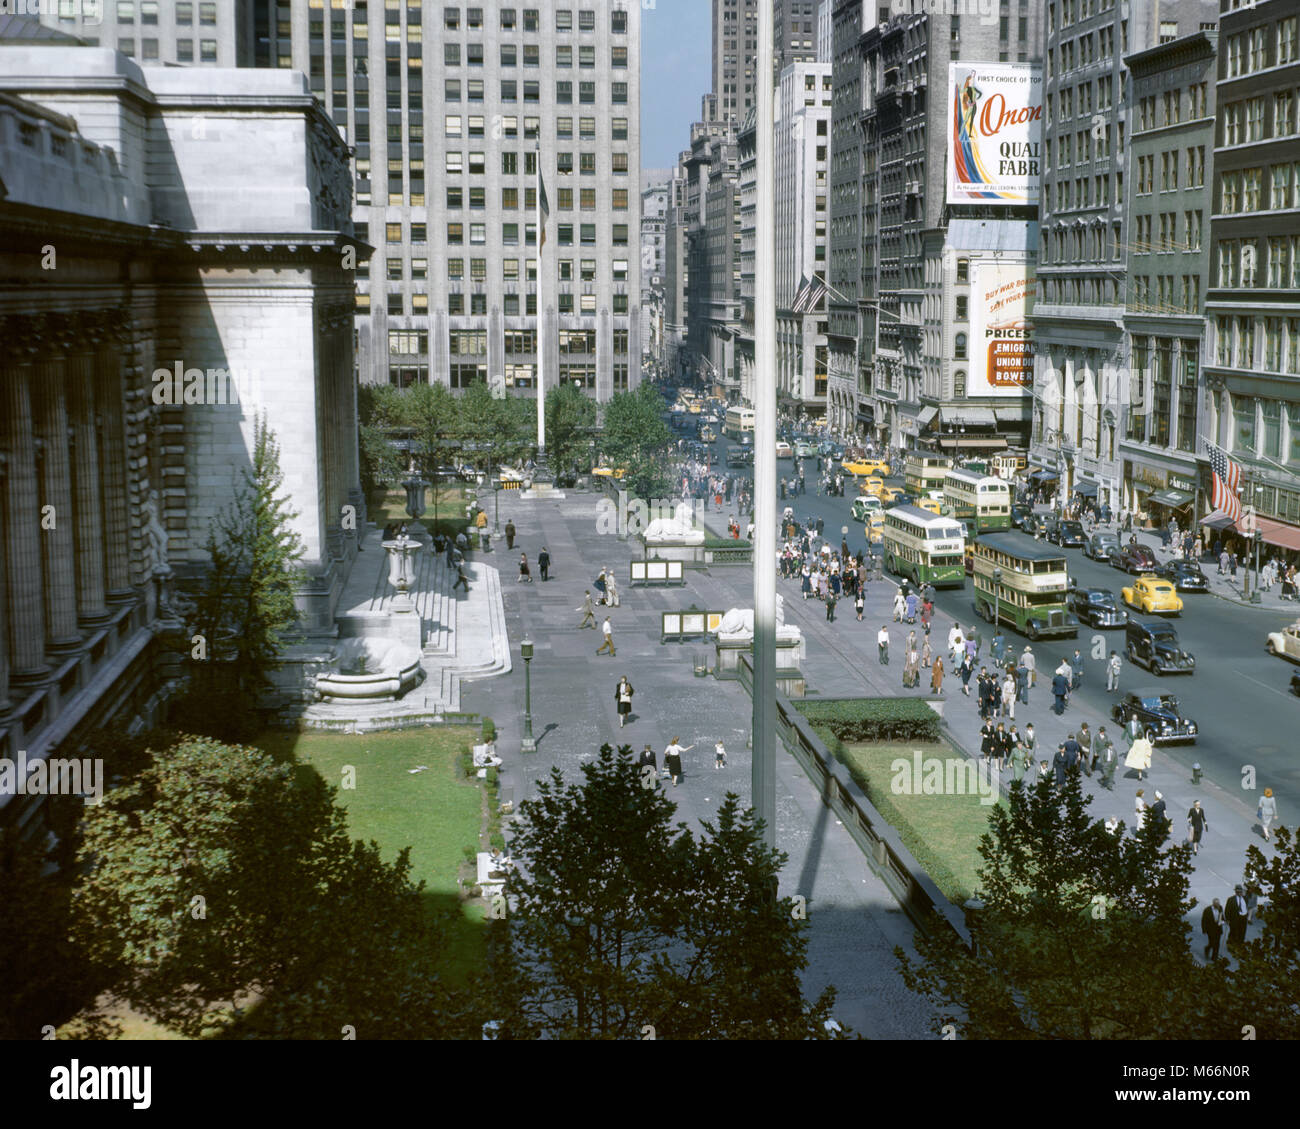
[954,333,967,360]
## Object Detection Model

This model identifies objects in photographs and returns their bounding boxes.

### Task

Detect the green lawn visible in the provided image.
[832,739,1005,905]
[262,726,489,982]
[368,484,474,527]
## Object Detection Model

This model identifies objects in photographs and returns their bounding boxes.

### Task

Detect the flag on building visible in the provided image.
[1204,438,1243,524]
[791,274,829,316]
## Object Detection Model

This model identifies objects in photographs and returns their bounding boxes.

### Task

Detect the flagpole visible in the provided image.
[535,143,547,469]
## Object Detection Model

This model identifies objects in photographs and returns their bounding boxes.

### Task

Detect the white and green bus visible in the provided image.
[971,532,1080,640]
[904,450,953,499]
[724,406,756,439]
[882,506,967,589]
[942,468,1013,534]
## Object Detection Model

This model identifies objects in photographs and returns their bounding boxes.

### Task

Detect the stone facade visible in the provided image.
[0,47,365,829]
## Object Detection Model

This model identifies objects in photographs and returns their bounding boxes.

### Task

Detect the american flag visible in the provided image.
[1205,439,1243,524]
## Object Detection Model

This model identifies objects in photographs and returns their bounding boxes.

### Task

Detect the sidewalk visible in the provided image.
[765,536,1279,966]
[458,489,936,1038]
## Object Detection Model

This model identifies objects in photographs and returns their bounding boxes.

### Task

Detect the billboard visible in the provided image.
[969,263,1035,398]
[947,62,1043,207]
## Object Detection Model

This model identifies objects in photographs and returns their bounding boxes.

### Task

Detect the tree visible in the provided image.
[600,384,674,500]
[897,769,1228,1039]
[490,744,843,1039]
[545,382,597,482]
[72,734,473,1039]
[1221,826,1300,1039]
[189,415,304,706]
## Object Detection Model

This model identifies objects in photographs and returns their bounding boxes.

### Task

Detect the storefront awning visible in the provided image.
[1200,511,1236,531]
[1030,468,1059,481]
[941,407,998,428]
[1149,489,1194,509]
[1253,516,1300,552]
[939,436,1008,450]
[917,405,939,429]
[1073,480,1099,497]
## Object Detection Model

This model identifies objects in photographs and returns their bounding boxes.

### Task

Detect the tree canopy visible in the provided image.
[488,744,843,1039]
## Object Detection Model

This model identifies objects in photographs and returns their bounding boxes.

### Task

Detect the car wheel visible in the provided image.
[1027,622,1039,641]
[1126,643,1138,663]
[1145,727,1159,744]
[1267,640,1277,656]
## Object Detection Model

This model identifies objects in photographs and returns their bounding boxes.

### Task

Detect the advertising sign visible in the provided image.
[948,62,1043,206]
[969,263,1035,398]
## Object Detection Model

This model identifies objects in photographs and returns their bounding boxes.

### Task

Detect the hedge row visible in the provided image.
[808,723,970,904]
[796,697,940,744]
[702,536,753,550]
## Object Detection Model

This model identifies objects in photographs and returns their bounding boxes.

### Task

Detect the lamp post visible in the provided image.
[519,637,536,753]
[1253,529,1263,605]
[992,567,1003,633]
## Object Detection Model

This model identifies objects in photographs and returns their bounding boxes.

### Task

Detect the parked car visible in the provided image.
[1046,518,1087,548]
[1069,587,1129,628]
[1155,560,1209,593]
[1112,543,1158,573]
[1265,620,1300,662]
[1125,619,1196,675]
[776,441,794,459]
[1111,689,1199,745]
[1011,503,1033,529]
[1084,531,1120,562]
[1122,575,1184,616]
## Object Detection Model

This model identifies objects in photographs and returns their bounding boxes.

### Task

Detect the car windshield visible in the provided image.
[1062,522,1083,533]
[1091,592,1116,606]
[1140,696,1175,711]
[1148,624,1177,640]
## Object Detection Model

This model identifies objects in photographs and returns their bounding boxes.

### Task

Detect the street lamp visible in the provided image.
[1252,529,1263,605]
[520,637,536,753]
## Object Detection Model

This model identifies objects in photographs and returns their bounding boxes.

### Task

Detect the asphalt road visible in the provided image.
[689,427,1300,807]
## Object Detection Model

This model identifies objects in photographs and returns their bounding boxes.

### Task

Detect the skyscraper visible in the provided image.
[37,0,642,402]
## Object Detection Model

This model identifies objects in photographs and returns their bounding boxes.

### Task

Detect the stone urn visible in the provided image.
[383,535,421,609]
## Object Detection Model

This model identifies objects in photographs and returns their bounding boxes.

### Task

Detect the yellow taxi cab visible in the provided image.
[876,483,905,504]
[917,496,942,516]
[866,511,886,544]
[1121,574,1183,616]
[859,476,885,497]
[843,458,890,477]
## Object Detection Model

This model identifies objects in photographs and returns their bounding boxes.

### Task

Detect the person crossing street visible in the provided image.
[596,616,616,657]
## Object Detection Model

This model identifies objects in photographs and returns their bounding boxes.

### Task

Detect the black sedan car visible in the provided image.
[1156,560,1210,593]
[725,447,753,468]
[1048,519,1087,548]
[1069,587,1129,628]
[1023,513,1049,539]
[1125,619,1195,675]
[1011,503,1033,529]
[1111,688,1198,745]
[1112,543,1159,573]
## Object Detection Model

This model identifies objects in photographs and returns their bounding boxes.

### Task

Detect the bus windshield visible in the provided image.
[1030,560,1066,575]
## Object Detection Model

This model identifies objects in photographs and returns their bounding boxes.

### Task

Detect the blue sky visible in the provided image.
[640,0,711,171]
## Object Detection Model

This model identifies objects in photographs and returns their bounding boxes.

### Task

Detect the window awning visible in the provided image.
[1073,480,1099,497]
[1030,468,1059,481]
[917,405,939,429]
[1251,516,1300,552]
[938,436,1008,450]
[941,407,998,428]
[1149,489,1194,509]
[1200,511,1236,531]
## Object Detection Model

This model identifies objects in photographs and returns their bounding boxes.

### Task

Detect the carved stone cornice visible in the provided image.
[0,308,132,362]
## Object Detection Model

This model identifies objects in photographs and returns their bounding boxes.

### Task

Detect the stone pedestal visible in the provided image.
[383,536,424,652]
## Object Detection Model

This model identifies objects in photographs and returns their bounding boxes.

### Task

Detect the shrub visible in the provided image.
[489,831,506,853]
[702,537,753,550]
[458,752,474,778]
[485,766,499,787]
[796,698,939,744]
[481,717,497,743]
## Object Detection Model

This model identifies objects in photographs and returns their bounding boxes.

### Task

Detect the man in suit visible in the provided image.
[1225,885,1250,950]
[1062,733,1083,773]
[1201,899,1225,961]
[1052,670,1071,716]
[1053,743,1069,789]
[1094,726,1118,790]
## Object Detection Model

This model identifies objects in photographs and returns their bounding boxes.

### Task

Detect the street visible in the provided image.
[695,429,1300,808]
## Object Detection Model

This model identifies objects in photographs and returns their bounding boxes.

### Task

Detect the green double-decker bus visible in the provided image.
[943,468,1013,534]
[883,506,967,589]
[971,532,1079,640]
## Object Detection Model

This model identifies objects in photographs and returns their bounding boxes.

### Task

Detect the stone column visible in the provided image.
[34,355,83,653]
[97,336,134,601]
[1,359,51,687]
[67,351,109,625]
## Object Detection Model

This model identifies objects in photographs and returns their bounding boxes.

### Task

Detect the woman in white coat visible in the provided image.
[1124,734,1153,782]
